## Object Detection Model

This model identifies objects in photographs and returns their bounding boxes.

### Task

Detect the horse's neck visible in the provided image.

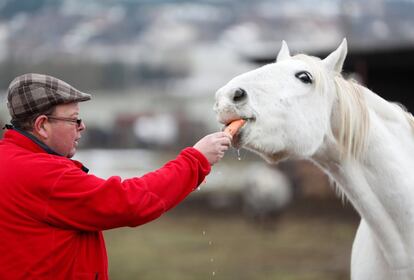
[313,90,414,269]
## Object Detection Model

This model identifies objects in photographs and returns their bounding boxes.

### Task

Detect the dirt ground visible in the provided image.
[105,199,359,280]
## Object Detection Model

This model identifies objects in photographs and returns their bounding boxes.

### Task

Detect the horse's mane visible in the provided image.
[294,54,414,160]
[333,76,369,160]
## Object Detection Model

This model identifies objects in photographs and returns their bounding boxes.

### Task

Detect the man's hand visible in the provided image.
[193,132,232,165]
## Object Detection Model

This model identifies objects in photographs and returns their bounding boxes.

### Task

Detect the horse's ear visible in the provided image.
[322,38,348,73]
[276,40,291,62]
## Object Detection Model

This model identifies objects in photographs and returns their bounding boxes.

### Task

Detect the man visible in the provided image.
[0,73,231,279]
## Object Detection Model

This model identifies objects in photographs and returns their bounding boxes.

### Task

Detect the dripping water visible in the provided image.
[236,149,241,161]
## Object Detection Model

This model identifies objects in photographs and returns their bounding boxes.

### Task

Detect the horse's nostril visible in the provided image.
[233,88,247,102]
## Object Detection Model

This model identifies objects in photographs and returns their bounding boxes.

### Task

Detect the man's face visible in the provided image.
[44,102,85,158]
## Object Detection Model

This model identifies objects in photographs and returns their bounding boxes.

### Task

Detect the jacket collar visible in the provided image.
[4,124,61,156]
[3,125,89,173]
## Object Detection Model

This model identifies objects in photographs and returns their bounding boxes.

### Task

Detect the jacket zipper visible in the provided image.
[95,272,99,280]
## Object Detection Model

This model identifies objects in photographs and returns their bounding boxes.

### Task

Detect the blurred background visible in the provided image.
[1,0,413,279]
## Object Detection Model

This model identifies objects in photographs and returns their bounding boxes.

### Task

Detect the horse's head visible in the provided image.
[214,39,348,163]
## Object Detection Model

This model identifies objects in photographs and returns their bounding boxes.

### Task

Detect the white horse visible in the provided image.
[214,39,414,280]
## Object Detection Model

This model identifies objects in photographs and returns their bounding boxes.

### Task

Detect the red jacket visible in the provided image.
[0,129,210,279]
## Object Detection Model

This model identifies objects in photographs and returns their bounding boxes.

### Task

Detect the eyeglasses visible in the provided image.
[46,115,83,127]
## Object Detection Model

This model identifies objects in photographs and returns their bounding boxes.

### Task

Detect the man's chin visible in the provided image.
[67,149,76,158]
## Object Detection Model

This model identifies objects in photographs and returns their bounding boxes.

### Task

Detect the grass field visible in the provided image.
[105,199,359,280]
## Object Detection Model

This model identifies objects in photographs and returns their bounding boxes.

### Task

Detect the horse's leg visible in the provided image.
[351,219,391,280]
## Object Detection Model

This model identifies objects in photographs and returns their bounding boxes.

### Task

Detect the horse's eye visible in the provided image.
[295,71,313,84]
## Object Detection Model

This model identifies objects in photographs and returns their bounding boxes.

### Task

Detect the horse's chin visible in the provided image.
[245,146,289,164]
[261,150,290,164]
[237,134,290,164]
[229,120,290,163]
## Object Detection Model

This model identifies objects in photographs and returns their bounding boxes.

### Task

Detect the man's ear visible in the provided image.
[33,115,50,139]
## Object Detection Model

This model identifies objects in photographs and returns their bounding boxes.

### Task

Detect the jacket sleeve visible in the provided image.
[44,147,210,231]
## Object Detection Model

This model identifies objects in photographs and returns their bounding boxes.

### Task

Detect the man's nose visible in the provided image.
[79,120,86,131]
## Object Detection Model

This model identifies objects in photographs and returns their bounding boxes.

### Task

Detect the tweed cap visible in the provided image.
[7,73,91,120]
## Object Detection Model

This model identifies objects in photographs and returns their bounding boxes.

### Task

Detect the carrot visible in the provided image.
[224,119,246,137]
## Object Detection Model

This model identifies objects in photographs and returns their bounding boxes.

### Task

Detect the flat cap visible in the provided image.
[7,73,91,120]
